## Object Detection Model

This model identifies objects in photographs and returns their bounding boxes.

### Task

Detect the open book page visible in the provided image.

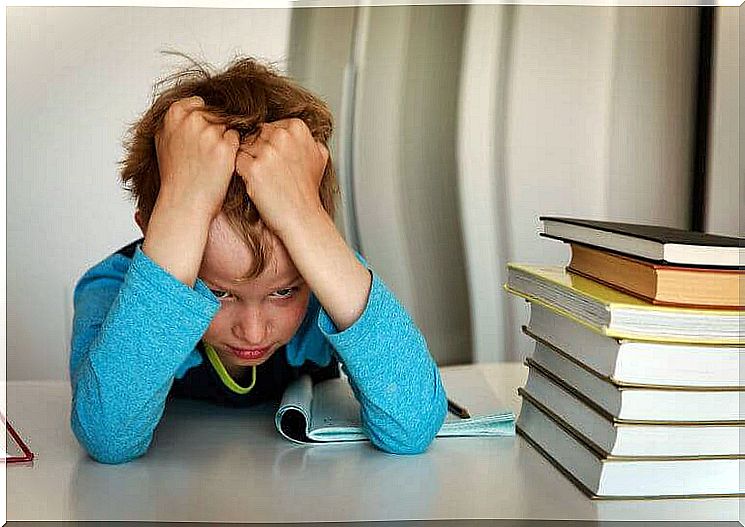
[274,368,515,444]
[309,380,368,441]
[274,375,315,443]
[439,368,515,436]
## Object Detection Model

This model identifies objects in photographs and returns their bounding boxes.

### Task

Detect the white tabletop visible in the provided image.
[6,363,740,523]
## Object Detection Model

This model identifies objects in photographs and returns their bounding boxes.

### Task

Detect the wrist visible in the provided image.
[272,203,372,331]
[155,186,219,224]
[141,199,213,287]
[273,201,330,241]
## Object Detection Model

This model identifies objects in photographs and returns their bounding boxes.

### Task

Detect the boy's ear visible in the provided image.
[134,210,146,235]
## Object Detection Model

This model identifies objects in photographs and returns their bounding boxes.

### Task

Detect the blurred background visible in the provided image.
[6,4,742,380]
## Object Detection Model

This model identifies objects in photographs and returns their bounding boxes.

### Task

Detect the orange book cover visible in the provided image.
[568,244,743,310]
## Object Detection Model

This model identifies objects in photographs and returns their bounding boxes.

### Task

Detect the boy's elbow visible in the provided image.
[86,443,146,465]
[382,433,435,455]
[370,397,447,455]
[371,423,438,455]
[71,410,149,465]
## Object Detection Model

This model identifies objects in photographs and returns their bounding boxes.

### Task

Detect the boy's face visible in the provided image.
[198,213,311,377]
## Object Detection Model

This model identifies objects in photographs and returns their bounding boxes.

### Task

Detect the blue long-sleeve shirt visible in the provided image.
[70,240,447,463]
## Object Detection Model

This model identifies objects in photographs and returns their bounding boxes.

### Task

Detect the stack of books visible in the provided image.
[506,217,744,499]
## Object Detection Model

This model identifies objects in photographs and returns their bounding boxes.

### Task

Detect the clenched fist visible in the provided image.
[235,118,329,235]
[155,96,241,221]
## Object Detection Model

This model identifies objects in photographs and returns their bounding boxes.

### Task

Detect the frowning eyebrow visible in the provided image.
[201,273,303,290]
[274,274,303,288]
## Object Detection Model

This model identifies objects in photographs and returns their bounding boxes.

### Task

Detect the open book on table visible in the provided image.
[275,367,515,444]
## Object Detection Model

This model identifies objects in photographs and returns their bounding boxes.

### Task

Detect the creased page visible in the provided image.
[307,378,367,442]
[440,368,515,436]
[275,375,315,443]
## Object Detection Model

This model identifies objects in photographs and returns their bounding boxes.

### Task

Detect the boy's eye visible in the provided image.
[209,289,232,300]
[271,287,297,299]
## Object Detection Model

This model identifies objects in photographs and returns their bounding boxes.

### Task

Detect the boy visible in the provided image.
[70,57,447,464]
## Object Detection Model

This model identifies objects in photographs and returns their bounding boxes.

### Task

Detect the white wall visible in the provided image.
[606,8,698,226]
[289,6,474,366]
[458,6,700,361]
[505,7,699,361]
[349,6,474,365]
[502,6,619,361]
[457,5,515,363]
[706,6,743,237]
[7,7,291,380]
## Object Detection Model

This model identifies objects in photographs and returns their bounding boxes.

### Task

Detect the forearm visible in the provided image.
[278,207,371,331]
[316,272,447,454]
[277,209,446,452]
[141,192,212,287]
[71,249,219,463]
[72,356,172,464]
[140,96,239,288]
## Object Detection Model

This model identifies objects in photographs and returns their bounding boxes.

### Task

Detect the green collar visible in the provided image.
[204,343,257,395]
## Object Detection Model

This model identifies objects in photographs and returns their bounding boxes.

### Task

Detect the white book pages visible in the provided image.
[517,399,744,498]
[521,371,741,456]
[527,303,744,387]
[530,343,743,422]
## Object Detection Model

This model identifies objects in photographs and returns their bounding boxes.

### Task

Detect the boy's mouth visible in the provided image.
[226,345,271,361]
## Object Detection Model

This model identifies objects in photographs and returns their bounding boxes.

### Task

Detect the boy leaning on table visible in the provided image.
[70,56,447,464]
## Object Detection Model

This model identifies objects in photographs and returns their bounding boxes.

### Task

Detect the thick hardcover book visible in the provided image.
[524,303,743,388]
[524,348,743,423]
[505,263,743,344]
[518,385,741,458]
[274,368,515,444]
[568,243,743,309]
[540,216,743,268]
[522,341,744,454]
[517,398,744,499]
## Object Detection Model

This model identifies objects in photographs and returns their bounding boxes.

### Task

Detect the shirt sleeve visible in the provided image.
[70,246,220,464]
[316,270,447,455]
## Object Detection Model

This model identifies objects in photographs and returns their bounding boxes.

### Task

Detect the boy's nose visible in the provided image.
[232,308,269,345]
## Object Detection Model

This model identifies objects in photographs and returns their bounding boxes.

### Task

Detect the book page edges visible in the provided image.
[507,263,741,315]
[504,283,742,344]
[275,376,315,444]
[521,364,745,426]
[570,266,743,309]
[516,427,745,500]
[522,326,745,391]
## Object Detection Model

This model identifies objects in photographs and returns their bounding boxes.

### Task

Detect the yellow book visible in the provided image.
[505,264,743,344]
